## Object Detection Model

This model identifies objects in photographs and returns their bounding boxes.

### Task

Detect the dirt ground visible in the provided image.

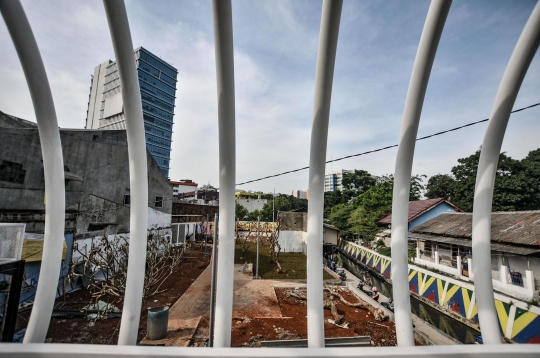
[14,246,211,344]
[230,287,399,347]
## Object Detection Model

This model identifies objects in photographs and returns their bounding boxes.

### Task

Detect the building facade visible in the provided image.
[0,117,172,235]
[170,180,198,197]
[288,190,307,199]
[85,47,177,177]
[324,169,352,192]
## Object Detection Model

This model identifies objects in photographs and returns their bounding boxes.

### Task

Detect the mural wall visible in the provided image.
[340,241,540,344]
[236,221,277,232]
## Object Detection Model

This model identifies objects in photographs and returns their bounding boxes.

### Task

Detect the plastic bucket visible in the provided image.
[147,306,169,340]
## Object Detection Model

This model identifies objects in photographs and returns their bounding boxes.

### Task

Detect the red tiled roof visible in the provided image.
[377,198,463,225]
[178,191,196,197]
[170,181,198,186]
[410,211,540,247]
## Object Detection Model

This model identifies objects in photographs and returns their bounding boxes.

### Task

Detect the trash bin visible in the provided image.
[147,306,169,340]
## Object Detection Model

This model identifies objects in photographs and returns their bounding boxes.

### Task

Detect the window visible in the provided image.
[0,160,26,184]
[155,196,163,208]
[123,194,131,205]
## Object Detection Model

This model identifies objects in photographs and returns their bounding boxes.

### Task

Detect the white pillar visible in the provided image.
[416,247,421,260]
[306,0,343,348]
[390,0,452,346]
[434,246,440,265]
[499,266,509,289]
[457,255,462,277]
[472,1,540,345]
[525,270,534,297]
[211,0,236,348]
[468,258,474,280]
[102,0,149,345]
[0,0,66,343]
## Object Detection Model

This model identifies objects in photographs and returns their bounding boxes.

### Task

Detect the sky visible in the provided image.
[1,0,539,194]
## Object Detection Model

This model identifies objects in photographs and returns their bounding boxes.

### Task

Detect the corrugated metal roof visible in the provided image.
[410,211,540,248]
[409,232,540,256]
[378,198,463,225]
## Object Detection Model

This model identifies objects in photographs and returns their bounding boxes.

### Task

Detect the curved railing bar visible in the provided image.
[390,0,452,346]
[102,0,149,345]
[306,0,343,348]
[472,0,540,345]
[0,0,66,343]
[211,0,236,347]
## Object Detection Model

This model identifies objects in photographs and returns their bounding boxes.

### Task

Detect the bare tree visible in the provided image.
[69,231,184,307]
[265,220,282,271]
[236,219,251,261]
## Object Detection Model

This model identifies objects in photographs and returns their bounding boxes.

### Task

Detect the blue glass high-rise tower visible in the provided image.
[86,47,177,177]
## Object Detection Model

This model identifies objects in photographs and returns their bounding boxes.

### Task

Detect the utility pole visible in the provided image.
[255,216,260,279]
[208,214,218,347]
[272,188,275,222]
[204,214,209,255]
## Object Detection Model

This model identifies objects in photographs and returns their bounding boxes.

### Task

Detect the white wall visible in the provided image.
[148,207,171,230]
[236,198,267,213]
[278,231,304,253]
[323,228,338,245]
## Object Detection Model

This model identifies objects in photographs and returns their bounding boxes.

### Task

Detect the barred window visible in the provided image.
[0,160,26,184]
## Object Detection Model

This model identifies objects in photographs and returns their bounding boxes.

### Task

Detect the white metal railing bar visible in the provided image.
[0,0,66,343]
[211,0,236,348]
[102,0,149,345]
[1,343,539,357]
[390,0,452,347]
[472,0,540,345]
[306,0,343,348]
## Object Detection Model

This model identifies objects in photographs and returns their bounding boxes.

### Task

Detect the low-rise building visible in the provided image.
[409,211,540,301]
[170,179,198,197]
[0,112,172,235]
[377,198,463,246]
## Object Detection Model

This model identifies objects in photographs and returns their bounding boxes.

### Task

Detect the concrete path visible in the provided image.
[140,264,212,346]
[142,263,288,346]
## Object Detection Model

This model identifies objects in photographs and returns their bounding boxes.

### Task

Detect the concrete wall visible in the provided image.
[278,211,307,231]
[236,198,267,213]
[323,227,339,245]
[278,231,304,253]
[0,127,172,234]
[171,201,219,223]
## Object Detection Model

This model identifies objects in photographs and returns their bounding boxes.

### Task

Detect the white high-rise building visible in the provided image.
[324,169,353,192]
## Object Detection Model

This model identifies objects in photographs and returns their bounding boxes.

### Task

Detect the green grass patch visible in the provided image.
[235,241,334,280]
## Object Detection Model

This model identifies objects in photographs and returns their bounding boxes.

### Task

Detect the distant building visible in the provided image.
[85,47,177,177]
[170,180,198,197]
[288,190,307,199]
[176,188,219,206]
[236,195,267,213]
[324,169,353,192]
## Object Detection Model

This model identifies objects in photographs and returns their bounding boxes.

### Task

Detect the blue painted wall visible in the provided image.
[408,202,458,231]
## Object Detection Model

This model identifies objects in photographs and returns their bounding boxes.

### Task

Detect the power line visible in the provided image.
[236,102,540,186]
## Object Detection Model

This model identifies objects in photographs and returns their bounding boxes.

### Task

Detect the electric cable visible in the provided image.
[235,102,540,186]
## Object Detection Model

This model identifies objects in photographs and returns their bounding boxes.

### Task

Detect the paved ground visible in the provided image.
[143,263,289,346]
[140,263,212,346]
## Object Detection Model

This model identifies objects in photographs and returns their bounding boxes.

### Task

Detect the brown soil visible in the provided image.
[230,287,398,347]
[15,247,211,344]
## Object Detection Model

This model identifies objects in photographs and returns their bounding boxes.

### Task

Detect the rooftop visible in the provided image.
[378,198,464,225]
[410,211,540,248]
